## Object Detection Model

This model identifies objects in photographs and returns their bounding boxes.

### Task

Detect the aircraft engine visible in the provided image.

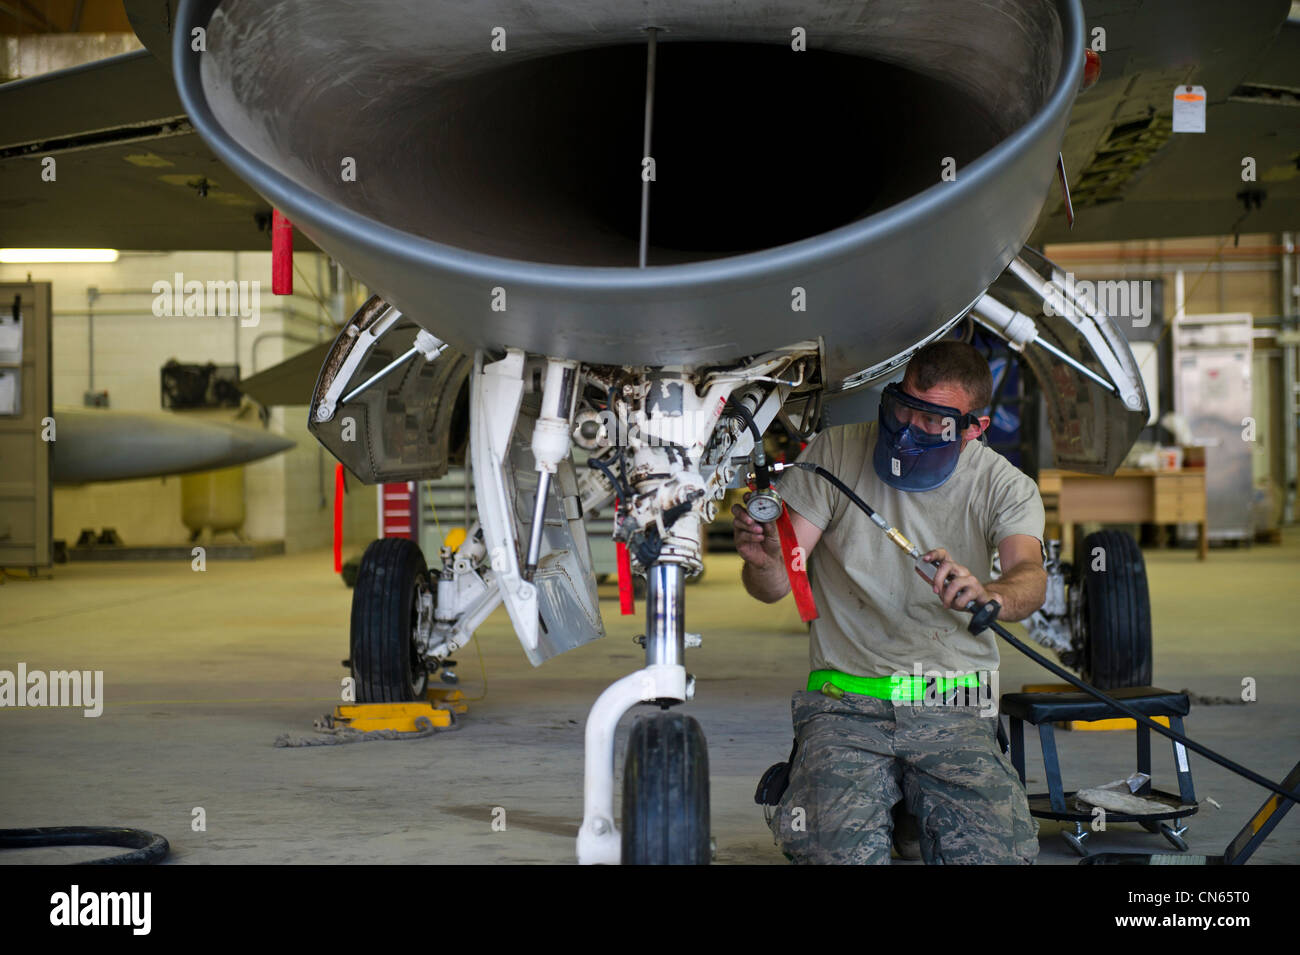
[173,0,1084,390]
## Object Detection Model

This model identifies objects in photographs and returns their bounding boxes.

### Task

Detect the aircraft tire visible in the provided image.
[621,711,711,865]
[1076,529,1153,689]
[350,537,431,702]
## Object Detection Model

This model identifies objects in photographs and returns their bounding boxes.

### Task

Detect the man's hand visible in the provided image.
[919,548,992,611]
[732,493,782,570]
[918,537,1046,621]
[736,498,823,604]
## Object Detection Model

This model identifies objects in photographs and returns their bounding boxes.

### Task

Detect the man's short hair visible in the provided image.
[903,340,993,412]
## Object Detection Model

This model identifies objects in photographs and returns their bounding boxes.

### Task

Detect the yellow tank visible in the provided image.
[181,466,246,538]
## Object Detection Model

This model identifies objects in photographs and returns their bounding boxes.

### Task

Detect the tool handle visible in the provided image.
[920,557,1000,631]
[966,598,1001,634]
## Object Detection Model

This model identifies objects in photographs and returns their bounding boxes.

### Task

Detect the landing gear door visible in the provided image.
[991,258,1148,474]
[308,296,471,484]
[507,411,606,665]
[471,350,604,667]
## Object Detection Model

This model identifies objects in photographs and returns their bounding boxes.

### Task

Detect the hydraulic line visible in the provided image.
[730,399,778,527]
[606,385,632,498]
[588,457,630,501]
[726,399,766,471]
[772,460,1300,809]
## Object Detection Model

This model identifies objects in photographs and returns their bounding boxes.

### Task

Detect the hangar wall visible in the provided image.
[0,250,378,556]
[1046,232,1293,530]
[3,233,1287,553]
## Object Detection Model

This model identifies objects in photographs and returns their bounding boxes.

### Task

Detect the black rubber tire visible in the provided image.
[350,537,431,702]
[621,711,711,865]
[1079,530,1153,689]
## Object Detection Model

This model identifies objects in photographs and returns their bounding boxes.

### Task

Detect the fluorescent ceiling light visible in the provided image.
[0,248,120,263]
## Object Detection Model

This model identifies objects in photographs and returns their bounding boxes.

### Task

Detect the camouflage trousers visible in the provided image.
[767,689,1039,864]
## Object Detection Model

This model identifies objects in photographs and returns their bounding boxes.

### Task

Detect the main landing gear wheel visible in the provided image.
[1073,530,1153,690]
[621,711,711,865]
[350,537,432,702]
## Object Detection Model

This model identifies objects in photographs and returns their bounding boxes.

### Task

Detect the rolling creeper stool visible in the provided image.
[998,686,1198,857]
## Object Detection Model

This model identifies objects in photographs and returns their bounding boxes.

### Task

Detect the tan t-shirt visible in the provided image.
[775,420,1045,678]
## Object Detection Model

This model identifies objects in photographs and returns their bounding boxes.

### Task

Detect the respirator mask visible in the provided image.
[873,383,981,492]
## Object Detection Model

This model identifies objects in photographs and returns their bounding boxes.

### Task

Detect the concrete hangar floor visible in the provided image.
[1,537,1297,865]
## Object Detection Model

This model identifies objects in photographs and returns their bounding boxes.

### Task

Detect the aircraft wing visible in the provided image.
[237,341,332,407]
[0,46,299,251]
[1031,0,1300,243]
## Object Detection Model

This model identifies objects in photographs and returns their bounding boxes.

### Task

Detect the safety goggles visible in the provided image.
[879,383,980,446]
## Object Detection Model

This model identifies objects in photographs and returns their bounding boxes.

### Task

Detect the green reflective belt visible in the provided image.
[808,668,981,701]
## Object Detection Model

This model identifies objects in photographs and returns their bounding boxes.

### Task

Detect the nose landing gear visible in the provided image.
[577,562,710,865]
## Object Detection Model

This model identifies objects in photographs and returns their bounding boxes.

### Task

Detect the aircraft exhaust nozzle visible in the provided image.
[174,0,1083,389]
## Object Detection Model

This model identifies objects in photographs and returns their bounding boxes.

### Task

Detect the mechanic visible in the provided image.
[734,339,1047,864]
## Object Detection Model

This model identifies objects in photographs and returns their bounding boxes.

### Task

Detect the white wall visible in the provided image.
[1,251,377,551]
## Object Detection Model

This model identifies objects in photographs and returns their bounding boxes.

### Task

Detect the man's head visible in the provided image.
[900,340,993,447]
[873,340,994,492]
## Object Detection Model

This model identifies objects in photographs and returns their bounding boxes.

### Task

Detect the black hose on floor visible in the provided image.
[0,826,169,865]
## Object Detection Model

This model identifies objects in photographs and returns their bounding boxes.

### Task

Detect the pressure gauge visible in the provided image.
[746,488,784,524]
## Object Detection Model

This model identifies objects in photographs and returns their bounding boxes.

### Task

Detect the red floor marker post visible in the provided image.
[272,209,293,295]
[333,463,344,573]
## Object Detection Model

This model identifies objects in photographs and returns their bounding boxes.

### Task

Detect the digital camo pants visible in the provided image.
[768,689,1039,864]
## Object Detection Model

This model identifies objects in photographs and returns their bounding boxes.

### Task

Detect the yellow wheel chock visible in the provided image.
[331,687,468,732]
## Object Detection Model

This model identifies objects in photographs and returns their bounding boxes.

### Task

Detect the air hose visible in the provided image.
[0,826,169,864]
[776,460,1300,809]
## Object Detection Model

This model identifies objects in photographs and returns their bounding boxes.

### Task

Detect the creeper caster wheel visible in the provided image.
[1062,822,1090,857]
[1159,820,1189,852]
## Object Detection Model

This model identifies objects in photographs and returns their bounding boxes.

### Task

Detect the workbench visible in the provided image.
[1038,468,1209,561]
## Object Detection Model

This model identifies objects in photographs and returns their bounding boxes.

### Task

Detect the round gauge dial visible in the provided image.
[746,490,784,524]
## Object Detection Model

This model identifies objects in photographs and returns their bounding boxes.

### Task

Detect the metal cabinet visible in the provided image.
[0,282,53,569]
[1172,314,1254,542]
